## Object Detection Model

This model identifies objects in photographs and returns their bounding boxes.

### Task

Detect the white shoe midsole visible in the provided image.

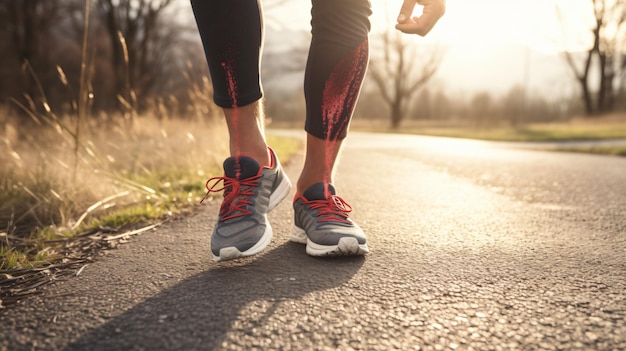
[268,177,291,211]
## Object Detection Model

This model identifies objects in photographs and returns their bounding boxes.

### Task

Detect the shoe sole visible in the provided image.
[290,225,369,257]
[213,176,291,262]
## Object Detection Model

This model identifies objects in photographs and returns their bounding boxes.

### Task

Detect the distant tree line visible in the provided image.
[0,0,208,121]
[557,0,626,116]
[266,82,576,128]
[351,84,575,127]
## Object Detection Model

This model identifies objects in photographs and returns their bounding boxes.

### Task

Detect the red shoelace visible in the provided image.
[201,174,262,221]
[303,195,353,224]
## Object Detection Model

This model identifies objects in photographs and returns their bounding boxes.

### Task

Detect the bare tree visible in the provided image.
[501,85,526,126]
[96,0,187,111]
[470,92,494,128]
[413,89,433,120]
[0,0,214,118]
[0,0,64,111]
[369,30,441,129]
[558,0,626,115]
[619,29,626,108]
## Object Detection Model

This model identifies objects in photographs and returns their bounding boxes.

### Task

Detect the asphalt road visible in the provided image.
[2,132,625,351]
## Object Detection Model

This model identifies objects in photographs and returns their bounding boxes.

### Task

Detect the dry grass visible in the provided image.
[1,112,234,270]
[0,108,302,307]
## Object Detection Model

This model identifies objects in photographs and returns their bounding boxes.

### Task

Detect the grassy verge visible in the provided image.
[405,124,626,142]
[267,134,303,161]
[551,146,626,157]
[0,116,302,273]
[350,114,626,142]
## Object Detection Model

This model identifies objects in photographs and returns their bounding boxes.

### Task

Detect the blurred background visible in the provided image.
[1,0,625,128]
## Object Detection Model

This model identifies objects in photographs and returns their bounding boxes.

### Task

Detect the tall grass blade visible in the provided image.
[75,0,92,180]
[72,191,130,230]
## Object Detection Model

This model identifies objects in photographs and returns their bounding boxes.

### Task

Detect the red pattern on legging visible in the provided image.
[190,0,371,141]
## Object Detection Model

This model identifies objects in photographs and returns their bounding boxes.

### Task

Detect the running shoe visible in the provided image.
[291,182,368,256]
[202,148,291,261]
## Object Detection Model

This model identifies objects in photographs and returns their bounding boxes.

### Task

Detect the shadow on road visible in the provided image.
[66,241,364,350]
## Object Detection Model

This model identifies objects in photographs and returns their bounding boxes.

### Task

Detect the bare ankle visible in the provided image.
[233,146,270,167]
[223,101,270,167]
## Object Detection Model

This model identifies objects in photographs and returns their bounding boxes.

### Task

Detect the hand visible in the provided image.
[395,0,445,36]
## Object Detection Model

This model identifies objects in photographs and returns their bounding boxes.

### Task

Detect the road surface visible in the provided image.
[2,132,625,351]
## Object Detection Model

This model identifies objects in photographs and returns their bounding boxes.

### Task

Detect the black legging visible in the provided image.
[190,0,371,141]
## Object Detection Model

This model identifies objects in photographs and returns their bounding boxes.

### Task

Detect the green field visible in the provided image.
[351,115,626,142]
[349,115,626,157]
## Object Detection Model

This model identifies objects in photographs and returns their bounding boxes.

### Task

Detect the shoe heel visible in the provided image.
[268,175,291,211]
[290,225,307,244]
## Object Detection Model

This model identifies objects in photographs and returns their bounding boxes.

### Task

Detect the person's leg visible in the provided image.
[298,134,343,195]
[292,0,371,256]
[222,102,269,166]
[190,0,269,166]
[191,0,290,262]
[297,0,371,197]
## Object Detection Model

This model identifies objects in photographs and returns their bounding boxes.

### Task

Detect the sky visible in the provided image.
[261,0,597,99]
[267,0,593,53]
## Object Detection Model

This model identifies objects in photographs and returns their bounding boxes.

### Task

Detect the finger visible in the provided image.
[416,3,444,35]
[395,18,433,36]
[396,1,445,36]
[395,20,422,35]
[395,24,412,34]
[397,0,416,23]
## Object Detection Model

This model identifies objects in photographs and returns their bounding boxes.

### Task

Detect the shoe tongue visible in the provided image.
[303,182,336,201]
[223,156,261,179]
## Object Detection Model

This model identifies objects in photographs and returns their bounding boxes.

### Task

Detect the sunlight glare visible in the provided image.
[269,0,596,55]
[372,0,595,54]
[411,135,499,159]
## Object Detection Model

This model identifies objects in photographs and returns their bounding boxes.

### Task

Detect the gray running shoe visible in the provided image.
[291,183,368,256]
[203,148,291,261]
